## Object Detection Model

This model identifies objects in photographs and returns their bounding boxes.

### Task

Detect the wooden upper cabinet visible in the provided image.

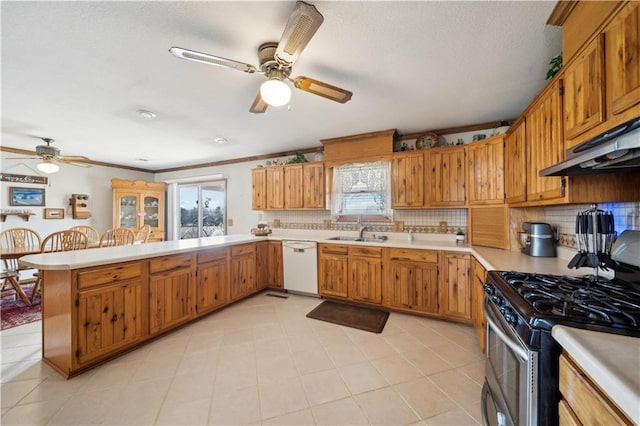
[303,162,326,209]
[504,119,527,204]
[251,168,267,210]
[428,146,467,207]
[526,79,566,202]
[563,35,606,142]
[467,135,504,205]
[605,1,640,116]
[391,151,425,208]
[284,164,304,209]
[266,166,284,210]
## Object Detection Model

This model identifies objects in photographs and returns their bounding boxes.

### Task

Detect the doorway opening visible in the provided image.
[178,180,226,239]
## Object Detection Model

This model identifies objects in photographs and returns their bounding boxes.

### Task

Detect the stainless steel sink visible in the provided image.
[327,236,388,243]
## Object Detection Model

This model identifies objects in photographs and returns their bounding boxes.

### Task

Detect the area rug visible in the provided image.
[306,300,389,333]
[1,284,41,330]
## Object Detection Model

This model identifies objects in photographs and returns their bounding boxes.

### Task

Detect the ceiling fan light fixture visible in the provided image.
[37,159,60,174]
[260,78,291,107]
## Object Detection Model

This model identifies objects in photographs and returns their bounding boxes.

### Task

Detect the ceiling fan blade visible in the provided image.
[293,76,353,103]
[249,92,269,114]
[275,1,324,67]
[169,47,258,73]
[58,155,92,167]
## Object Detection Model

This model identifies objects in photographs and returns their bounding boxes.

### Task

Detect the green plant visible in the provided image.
[546,54,563,80]
[456,230,465,236]
[287,152,308,164]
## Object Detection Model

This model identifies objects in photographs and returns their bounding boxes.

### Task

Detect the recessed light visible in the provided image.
[214,137,229,144]
[136,158,149,162]
[137,109,156,119]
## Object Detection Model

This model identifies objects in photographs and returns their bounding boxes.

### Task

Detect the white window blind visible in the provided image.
[331,161,392,220]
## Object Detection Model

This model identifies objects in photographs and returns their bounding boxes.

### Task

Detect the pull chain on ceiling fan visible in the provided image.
[169,1,353,113]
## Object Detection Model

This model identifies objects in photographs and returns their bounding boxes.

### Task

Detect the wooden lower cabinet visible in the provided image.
[195,248,229,315]
[256,241,269,290]
[439,252,472,322]
[559,353,632,425]
[387,248,439,314]
[471,257,487,352]
[348,246,383,304]
[149,264,194,335]
[267,240,283,288]
[76,279,144,366]
[230,244,257,300]
[318,244,349,298]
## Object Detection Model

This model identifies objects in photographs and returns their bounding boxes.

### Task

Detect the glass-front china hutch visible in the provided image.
[111,179,167,242]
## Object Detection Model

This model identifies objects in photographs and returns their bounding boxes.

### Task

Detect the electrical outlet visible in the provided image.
[439,221,448,233]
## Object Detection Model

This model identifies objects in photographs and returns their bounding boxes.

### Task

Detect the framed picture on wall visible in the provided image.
[44,208,64,219]
[9,187,45,207]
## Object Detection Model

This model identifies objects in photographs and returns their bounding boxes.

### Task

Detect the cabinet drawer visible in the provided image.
[231,243,255,257]
[348,246,382,258]
[197,247,228,264]
[78,262,142,289]
[389,248,438,263]
[320,243,348,255]
[149,254,192,274]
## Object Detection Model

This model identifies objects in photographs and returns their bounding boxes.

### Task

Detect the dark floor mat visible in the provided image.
[306,300,389,333]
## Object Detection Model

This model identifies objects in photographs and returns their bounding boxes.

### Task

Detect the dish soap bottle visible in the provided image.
[407,229,414,242]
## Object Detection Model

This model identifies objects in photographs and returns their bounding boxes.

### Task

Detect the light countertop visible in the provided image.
[552,325,640,424]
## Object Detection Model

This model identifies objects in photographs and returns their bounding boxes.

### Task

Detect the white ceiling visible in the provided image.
[1,1,561,171]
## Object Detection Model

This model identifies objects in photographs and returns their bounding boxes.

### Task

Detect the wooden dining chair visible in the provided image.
[135,225,151,243]
[70,225,100,245]
[99,228,136,247]
[0,228,42,304]
[31,230,88,303]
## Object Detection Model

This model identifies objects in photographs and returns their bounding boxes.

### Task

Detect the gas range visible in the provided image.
[484,270,640,348]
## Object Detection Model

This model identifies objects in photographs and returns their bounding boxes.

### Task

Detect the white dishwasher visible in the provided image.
[282,240,318,296]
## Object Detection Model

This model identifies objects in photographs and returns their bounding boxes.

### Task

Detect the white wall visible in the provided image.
[1,152,153,237]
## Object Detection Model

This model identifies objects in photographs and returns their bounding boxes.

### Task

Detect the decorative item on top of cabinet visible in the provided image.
[427,145,467,207]
[386,248,439,314]
[195,247,229,315]
[111,179,166,242]
[391,151,425,208]
[467,134,505,205]
[471,257,487,353]
[69,194,91,219]
[439,252,472,323]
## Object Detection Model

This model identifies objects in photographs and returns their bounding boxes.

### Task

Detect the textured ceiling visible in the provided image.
[1,1,561,171]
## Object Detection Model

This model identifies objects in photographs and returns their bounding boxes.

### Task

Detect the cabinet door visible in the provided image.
[467,135,504,205]
[196,258,228,315]
[563,35,605,142]
[266,166,284,209]
[428,146,467,207]
[76,280,144,366]
[606,1,640,116]
[439,253,471,322]
[252,168,267,210]
[230,253,257,300]
[115,191,139,229]
[256,241,268,290]
[284,164,304,209]
[391,152,425,208]
[349,257,382,304]
[303,162,325,209]
[267,240,283,288]
[142,191,164,240]
[318,252,349,298]
[388,260,438,314]
[504,119,527,204]
[526,80,566,202]
[471,258,487,353]
[149,268,193,334]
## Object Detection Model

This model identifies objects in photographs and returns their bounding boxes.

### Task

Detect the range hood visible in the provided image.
[540,116,640,176]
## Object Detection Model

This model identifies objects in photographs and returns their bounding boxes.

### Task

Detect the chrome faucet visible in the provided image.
[357,215,368,239]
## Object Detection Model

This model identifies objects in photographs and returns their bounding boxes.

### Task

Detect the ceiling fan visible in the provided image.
[169,1,353,113]
[10,138,92,173]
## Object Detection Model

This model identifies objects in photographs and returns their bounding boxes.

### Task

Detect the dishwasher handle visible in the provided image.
[283,240,317,250]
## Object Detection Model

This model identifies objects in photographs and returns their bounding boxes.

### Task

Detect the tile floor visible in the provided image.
[1,293,485,425]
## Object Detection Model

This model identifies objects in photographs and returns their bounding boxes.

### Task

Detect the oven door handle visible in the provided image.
[483,298,529,361]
